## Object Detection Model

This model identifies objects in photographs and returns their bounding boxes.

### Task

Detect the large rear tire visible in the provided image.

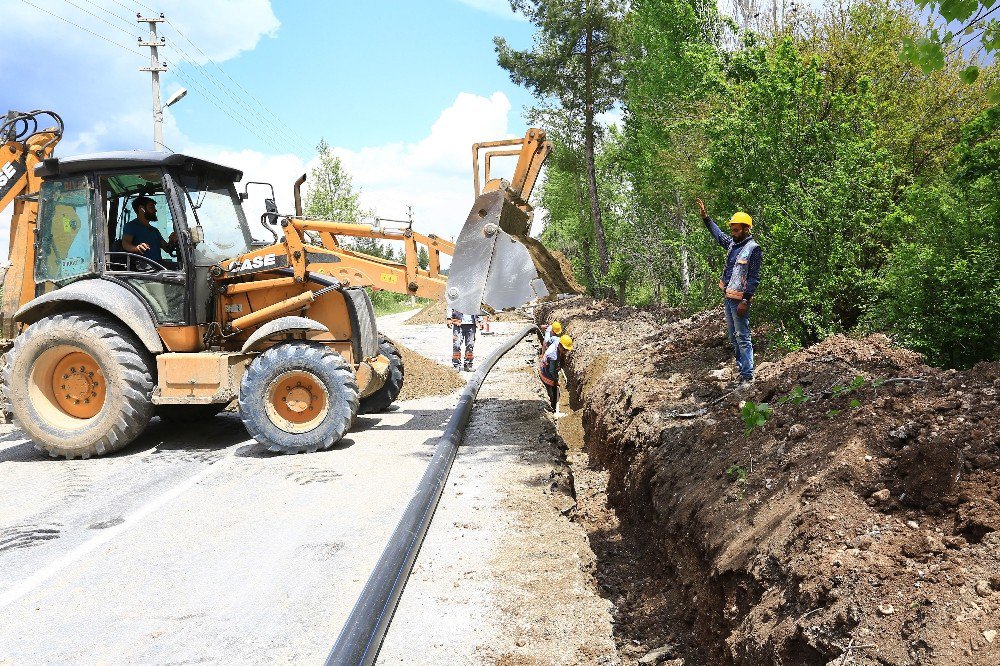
[238,342,359,454]
[358,335,404,414]
[3,311,155,459]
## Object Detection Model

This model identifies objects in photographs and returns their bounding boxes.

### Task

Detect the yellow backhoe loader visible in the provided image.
[0,111,563,459]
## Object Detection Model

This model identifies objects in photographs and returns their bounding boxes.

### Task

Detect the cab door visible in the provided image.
[97,170,190,326]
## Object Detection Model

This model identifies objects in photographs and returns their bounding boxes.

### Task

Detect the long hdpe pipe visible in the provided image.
[326,323,541,666]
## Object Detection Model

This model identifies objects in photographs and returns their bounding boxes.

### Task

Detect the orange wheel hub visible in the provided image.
[267,371,329,432]
[51,351,106,419]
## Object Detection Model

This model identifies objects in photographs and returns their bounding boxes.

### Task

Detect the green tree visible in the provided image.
[496,0,624,281]
[417,246,430,270]
[304,139,366,222]
[901,0,999,101]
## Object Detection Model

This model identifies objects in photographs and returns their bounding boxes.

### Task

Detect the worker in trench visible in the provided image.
[543,320,563,348]
[539,334,573,413]
[446,306,479,371]
[697,198,763,387]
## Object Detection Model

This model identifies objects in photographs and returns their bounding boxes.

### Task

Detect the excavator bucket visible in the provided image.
[446,128,583,314]
[445,189,548,314]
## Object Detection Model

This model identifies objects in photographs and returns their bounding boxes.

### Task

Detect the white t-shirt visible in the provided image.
[543,325,560,347]
[446,307,478,325]
[543,339,560,362]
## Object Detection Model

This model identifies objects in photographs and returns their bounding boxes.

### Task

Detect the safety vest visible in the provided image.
[537,340,559,387]
[719,238,759,300]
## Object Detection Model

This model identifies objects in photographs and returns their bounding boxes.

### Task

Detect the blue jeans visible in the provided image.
[724,299,754,381]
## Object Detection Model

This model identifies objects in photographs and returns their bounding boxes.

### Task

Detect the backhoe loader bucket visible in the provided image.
[445,188,548,314]
[446,128,584,314]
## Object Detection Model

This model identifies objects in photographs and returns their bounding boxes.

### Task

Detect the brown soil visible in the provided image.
[393,340,465,400]
[516,235,586,296]
[405,300,449,325]
[539,296,1000,666]
[405,300,530,325]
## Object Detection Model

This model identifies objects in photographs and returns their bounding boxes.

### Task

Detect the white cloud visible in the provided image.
[0,91,522,272]
[453,0,526,21]
[331,91,519,245]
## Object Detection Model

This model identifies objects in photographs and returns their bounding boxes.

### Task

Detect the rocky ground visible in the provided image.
[539,296,1000,666]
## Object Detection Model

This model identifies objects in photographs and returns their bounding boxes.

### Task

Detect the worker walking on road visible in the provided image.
[447,306,479,371]
[539,334,573,413]
[697,198,762,386]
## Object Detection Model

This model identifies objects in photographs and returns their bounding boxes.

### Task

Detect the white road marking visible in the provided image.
[0,448,244,611]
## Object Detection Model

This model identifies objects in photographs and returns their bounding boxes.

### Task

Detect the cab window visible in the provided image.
[100,172,181,271]
[35,176,96,286]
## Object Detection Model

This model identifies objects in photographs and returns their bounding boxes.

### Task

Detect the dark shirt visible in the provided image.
[704,217,763,300]
[123,221,167,262]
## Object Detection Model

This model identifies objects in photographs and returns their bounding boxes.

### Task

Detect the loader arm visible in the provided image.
[0,110,64,339]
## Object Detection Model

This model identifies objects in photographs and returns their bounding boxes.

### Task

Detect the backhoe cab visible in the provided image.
[1,111,401,458]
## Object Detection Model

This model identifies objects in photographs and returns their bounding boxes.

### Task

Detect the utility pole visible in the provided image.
[137,13,168,151]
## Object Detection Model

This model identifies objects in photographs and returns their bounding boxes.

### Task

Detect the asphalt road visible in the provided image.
[0,312,510,665]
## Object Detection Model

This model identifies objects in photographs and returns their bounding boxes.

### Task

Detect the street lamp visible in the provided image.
[165,88,187,108]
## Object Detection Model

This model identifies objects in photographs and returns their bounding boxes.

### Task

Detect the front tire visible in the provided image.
[3,311,155,459]
[358,335,405,414]
[239,342,359,454]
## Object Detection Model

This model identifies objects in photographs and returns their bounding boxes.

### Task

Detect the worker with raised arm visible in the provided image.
[697,198,762,386]
[122,196,177,268]
[446,306,479,371]
[539,334,573,413]
[543,320,563,348]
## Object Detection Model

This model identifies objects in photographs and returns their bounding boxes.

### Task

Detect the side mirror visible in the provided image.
[263,198,279,225]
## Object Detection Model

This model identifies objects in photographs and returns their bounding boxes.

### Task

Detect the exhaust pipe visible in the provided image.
[293,173,306,217]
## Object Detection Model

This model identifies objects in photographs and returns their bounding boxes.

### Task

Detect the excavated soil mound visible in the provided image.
[539,296,1000,666]
[393,341,464,400]
[405,300,529,325]
[405,300,448,325]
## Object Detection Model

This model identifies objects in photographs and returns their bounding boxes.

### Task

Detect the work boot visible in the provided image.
[463,363,473,372]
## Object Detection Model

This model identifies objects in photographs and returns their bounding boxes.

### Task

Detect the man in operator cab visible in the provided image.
[122,196,178,268]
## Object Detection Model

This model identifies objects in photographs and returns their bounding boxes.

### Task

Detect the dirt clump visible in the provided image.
[539,295,1000,665]
[406,300,449,325]
[392,340,465,400]
[515,234,586,296]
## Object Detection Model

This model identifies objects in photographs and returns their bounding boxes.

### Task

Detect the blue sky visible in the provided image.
[0,0,540,254]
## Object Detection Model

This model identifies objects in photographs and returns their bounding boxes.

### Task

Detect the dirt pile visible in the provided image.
[405,300,449,325]
[392,340,465,400]
[515,234,587,296]
[539,296,1000,665]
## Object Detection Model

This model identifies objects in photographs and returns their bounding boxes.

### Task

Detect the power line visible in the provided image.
[169,67,289,154]
[62,0,134,37]
[165,49,297,154]
[19,0,146,58]
[163,18,314,153]
[162,39,306,153]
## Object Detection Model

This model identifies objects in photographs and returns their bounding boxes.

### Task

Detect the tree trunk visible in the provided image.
[675,190,691,297]
[617,280,626,305]
[583,27,610,283]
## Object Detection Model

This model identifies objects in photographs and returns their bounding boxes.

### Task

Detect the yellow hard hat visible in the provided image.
[559,334,573,351]
[551,321,562,334]
[729,211,753,228]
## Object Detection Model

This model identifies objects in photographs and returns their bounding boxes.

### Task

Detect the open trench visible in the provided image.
[539,296,1000,666]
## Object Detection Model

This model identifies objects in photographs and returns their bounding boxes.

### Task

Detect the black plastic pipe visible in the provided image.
[326,323,541,666]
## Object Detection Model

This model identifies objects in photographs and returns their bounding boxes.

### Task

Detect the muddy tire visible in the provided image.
[155,403,228,422]
[3,311,155,459]
[358,335,405,414]
[238,342,359,454]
